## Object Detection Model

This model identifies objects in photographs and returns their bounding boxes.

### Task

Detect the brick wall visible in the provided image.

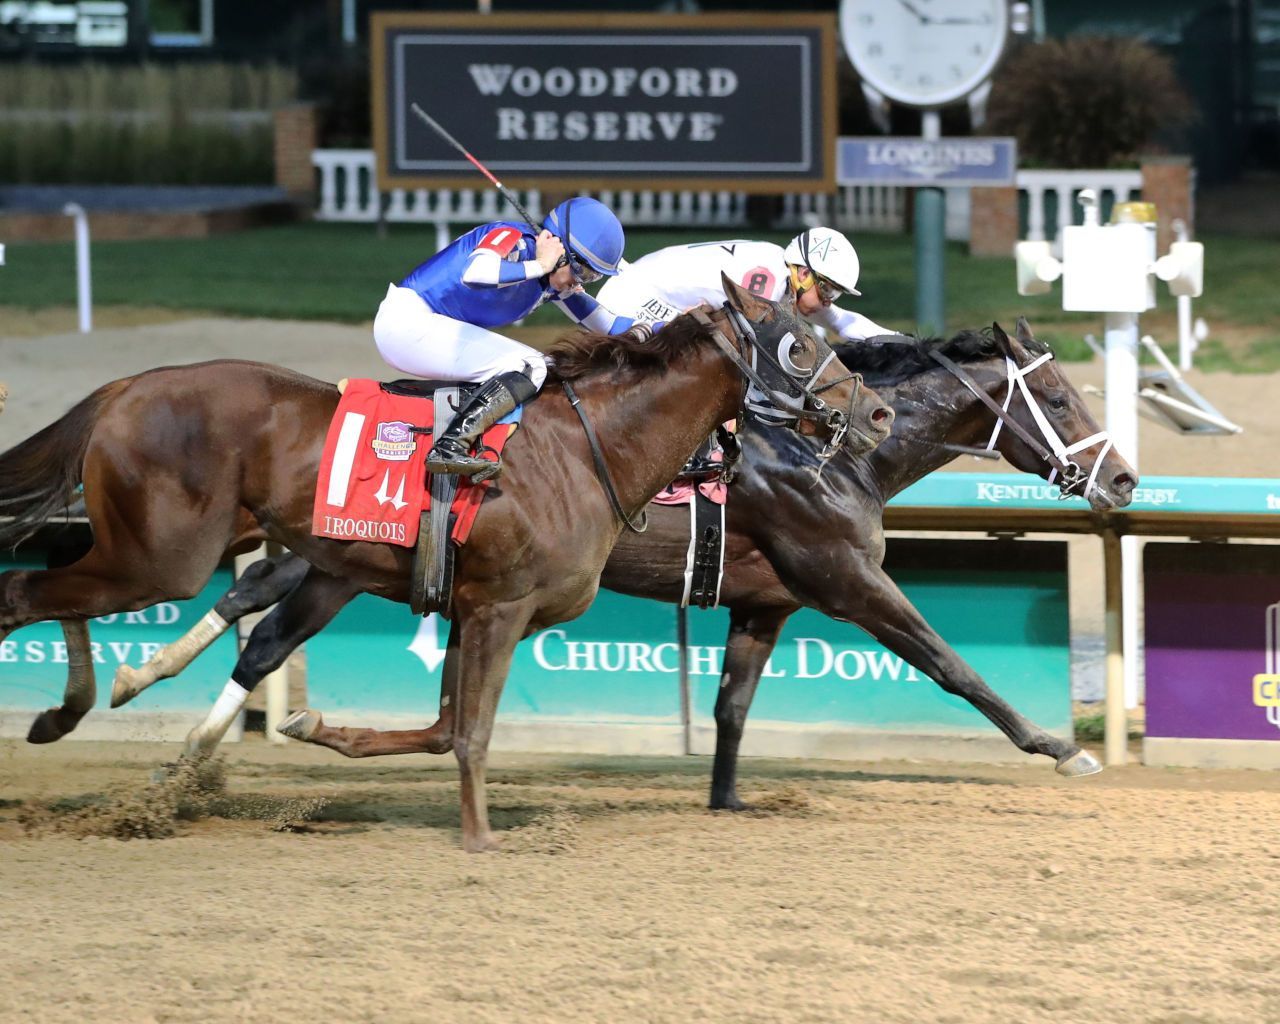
[968,186,1019,257]
[1140,155,1194,251]
[274,103,319,198]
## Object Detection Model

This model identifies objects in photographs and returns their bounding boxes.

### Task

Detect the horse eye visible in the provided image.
[1048,395,1069,412]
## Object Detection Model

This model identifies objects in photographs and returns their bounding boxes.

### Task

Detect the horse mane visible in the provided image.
[836,328,1050,387]
[545,311,715,382]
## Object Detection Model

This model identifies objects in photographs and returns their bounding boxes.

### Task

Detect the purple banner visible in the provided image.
[1145,544,1280,741]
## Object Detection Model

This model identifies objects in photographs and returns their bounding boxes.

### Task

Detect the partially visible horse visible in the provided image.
[0,382,8,415]
[107,318,1134,798]
[0,279,890,851]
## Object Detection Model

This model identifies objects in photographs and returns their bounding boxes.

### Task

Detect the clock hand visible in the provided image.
[896,0,933,25]
[932,14,995,25]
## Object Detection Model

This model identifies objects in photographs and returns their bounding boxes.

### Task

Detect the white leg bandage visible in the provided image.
[118,611,230,696]
[183,680,249,757]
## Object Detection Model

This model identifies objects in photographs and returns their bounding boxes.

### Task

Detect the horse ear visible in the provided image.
[721,271,771,320]
[991,321,1018,359]
[1014,316,1037,345]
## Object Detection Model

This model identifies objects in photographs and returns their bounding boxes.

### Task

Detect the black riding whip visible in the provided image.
[409,103,542,235]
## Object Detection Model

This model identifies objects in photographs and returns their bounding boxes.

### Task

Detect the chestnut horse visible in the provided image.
[0,279,890,851]
[106,318,1134,798]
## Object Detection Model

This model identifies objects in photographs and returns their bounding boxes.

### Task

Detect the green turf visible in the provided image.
[1,223,1273,366]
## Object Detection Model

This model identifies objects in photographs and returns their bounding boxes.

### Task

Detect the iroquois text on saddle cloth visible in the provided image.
[312,381,430,548]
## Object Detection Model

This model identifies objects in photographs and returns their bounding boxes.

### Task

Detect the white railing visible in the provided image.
[312,150,1146,250]
[312,150,906,245]
[1016,168,1144,247]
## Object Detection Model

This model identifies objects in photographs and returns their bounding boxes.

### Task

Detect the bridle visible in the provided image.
[691,304,863,462]
[566,303,864,535]
[927,346,1114,502]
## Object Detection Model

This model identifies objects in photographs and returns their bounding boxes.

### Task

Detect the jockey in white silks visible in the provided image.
[597,226,891,343]
[373,196,632,479]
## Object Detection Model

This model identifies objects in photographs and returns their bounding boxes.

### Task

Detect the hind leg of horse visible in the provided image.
[833,557,1093,775]
[113,552,310,708]
[25,532,98,743]
[709,605,792,811]
[26,620,96,743]
[181,566,359,758]
[283,619,461,758]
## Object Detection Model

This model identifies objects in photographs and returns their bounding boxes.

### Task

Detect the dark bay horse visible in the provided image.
[106,318,1134,802]
[0,279,889,851]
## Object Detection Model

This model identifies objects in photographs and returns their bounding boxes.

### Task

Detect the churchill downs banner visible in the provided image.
[371,13,838,192]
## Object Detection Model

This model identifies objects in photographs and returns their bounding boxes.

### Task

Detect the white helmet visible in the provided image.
[783,227,862,297]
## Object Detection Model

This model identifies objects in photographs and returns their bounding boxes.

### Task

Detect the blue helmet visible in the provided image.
[542,197,625,277]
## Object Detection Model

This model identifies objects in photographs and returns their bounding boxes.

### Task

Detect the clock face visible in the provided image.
[840,0,1009,108]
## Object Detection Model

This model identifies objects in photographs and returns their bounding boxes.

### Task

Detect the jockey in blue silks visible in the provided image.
[374,196,632,479]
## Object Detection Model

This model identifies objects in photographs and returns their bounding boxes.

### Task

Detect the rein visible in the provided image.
[691,306,859,460]
[562,380,647,534]
[927,347,1112,500]
[564,303,851,535]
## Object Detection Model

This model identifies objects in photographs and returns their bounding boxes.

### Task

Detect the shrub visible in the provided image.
[0,61,296,185]
[987,36,1195,168]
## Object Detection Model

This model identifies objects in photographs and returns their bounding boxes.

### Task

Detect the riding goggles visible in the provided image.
[555,250,602,285]
[813,274,843,304]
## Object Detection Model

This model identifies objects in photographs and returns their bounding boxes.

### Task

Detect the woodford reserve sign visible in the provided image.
[371,13,838,193]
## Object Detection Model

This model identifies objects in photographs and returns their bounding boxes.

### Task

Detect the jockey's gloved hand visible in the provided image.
[535,230,565,275]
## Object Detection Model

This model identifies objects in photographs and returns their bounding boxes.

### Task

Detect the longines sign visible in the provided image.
[371,13,838,193]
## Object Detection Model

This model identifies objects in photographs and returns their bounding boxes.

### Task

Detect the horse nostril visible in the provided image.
[1112,472,1136,493]
[871,406,894,425]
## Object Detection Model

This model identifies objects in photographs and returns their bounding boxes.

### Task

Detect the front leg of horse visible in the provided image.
[27,620,96,743]
[113,552,309,708]
[279,714,456,757]
[181,566,357,759]
[710,606,791,810]
[452,600,531,853]
[837,558,1097,775]
[277,616,462,758]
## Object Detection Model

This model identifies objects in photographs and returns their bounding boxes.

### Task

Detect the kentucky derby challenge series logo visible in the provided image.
[372,421,416,462]
[1253,602,1280,733]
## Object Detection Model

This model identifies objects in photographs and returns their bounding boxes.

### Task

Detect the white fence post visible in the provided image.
[62,203,92,334]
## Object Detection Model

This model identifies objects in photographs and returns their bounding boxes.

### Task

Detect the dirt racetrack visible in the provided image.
[3,738,1279,1024]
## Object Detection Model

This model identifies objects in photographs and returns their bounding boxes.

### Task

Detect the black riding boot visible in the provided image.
[426,371,538,483]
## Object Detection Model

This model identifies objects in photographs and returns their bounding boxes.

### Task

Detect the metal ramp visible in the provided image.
[1083,333,1244,436]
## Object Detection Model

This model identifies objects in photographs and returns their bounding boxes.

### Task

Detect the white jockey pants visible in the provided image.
[373,284,548,389]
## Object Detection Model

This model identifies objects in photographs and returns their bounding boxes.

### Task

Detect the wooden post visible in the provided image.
[1102,529,1128,765]
[677,606,693,755]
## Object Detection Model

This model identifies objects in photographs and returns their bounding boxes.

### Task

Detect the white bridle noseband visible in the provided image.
[985,353,1114,501]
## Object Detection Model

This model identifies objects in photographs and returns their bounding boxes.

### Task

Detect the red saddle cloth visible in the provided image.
[311,379,517,548]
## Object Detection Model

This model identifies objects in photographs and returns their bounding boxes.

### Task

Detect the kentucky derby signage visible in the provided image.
[372,13,838,192]
[837,136,1017,187]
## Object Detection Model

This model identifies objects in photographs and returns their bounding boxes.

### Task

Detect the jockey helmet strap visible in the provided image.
[790,229,818,294]
[553,198,574,274]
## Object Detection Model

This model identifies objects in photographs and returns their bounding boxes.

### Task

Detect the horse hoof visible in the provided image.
[277,709,321,741]
[709,797,752,812]
[27,709,69,744]
[1056,749,1103,777]
[111,665,144,708]
[462,832,502,854]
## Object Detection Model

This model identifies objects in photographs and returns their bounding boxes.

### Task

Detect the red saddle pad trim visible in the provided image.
[311,379,516,548]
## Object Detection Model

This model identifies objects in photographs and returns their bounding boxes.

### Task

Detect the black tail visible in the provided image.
[0,379,131,549]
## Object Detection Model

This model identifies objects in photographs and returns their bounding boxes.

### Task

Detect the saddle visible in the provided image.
[316,378,522,619]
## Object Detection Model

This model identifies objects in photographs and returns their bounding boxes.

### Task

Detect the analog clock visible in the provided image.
[840,0,1010,108]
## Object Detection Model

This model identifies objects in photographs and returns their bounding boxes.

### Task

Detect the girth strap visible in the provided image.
[562,380,647,534]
